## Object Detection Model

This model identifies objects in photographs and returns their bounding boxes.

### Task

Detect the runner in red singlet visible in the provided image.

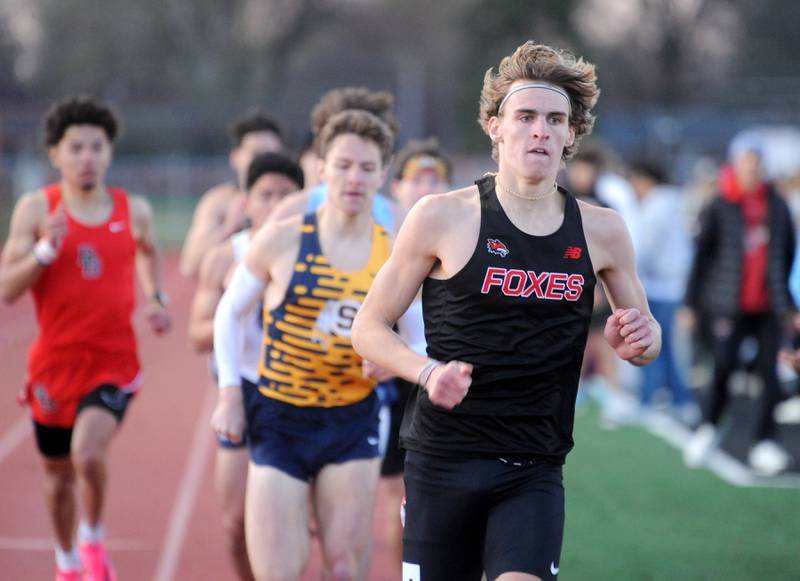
[0,96,171,581]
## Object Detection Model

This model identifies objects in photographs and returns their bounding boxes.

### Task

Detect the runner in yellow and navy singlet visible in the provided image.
[212,108,396,580]
[259,213,391,407]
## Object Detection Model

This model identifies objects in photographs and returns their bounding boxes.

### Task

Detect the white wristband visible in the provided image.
[32,238,58,266]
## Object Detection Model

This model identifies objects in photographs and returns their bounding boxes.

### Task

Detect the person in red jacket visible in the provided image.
[0,96,171,581]
[683,130,797,476]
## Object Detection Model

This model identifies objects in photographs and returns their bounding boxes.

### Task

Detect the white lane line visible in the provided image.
[642,411,800,489]
[0,537,154,551]
[0,415,31,465]
[152,389,217,581]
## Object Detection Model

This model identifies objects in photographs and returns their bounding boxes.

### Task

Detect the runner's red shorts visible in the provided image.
[25,347,141,428]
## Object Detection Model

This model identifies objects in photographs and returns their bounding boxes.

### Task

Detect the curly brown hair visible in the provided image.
[478,41,599,161]
[44,96,120,146]
[310,87,397,153]
[318,109,394,166]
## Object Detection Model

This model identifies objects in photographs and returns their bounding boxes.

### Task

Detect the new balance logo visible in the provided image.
[109,221,126,233]
[563,246,582,259]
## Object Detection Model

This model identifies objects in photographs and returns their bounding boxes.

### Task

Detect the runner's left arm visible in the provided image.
[592,209,661,366]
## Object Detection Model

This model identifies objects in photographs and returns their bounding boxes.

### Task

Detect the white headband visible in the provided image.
[497,83,571,115]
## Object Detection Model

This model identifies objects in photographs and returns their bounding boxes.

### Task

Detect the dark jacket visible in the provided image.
[684,186,796,316]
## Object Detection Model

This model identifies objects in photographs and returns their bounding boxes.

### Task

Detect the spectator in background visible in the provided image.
[683,131,797,476]
[629,160,697,423]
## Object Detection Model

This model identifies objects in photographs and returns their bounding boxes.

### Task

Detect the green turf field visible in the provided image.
[562,409,800,580]
[147,193,195,250]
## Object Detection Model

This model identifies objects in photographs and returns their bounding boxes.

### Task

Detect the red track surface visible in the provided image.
[0,253,400,580]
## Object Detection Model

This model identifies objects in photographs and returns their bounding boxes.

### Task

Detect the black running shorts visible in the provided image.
[402,450,565,580]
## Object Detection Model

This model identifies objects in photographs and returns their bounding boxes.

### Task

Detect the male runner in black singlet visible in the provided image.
[353,41,661,581]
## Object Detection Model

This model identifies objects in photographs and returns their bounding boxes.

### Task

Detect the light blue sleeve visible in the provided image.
[371,194,395,233]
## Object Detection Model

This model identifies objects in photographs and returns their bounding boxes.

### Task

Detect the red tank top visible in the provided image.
[30,183,138,359]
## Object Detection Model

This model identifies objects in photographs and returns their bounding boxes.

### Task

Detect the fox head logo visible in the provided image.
[487,239,510,257]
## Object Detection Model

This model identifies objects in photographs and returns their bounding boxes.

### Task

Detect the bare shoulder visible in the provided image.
[11,189,48,226]
[251,213,303,256]
[577,199,629,244]
[128,194,153,221]
[407,185,479,228]
[191,183,239,224]
[578,199,634,271]
[16,188,47,212]
[200,182,238,206]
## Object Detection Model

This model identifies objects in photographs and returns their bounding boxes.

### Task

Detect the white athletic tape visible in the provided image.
[32,238,57,265]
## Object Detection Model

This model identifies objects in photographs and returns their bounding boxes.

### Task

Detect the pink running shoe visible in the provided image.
[55,568,82,581]
[79,541,117,581]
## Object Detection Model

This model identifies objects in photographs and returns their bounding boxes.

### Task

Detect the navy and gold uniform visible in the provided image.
[248,212,391,480]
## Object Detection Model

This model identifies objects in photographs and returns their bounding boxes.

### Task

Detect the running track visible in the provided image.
[0,253,399,580]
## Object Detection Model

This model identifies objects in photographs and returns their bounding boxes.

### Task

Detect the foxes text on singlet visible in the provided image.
[259,213,391,407]
[400,174,597,463]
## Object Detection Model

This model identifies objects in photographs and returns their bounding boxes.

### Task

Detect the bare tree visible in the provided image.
[574,0,744,104]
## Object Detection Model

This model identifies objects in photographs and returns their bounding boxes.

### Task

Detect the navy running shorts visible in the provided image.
[246,390,380,481]
[402,450,565,581]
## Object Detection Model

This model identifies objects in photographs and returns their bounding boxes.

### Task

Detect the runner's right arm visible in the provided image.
[211,221,283,442]
[0,192,65,303]
[353,196,472,410]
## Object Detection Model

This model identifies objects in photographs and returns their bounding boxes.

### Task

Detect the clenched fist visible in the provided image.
[425,361,473,410]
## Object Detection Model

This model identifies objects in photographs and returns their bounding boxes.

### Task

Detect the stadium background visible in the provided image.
[1,1,799,579]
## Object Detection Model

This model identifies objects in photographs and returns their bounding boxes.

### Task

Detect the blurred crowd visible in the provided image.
[560,130,800,478]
